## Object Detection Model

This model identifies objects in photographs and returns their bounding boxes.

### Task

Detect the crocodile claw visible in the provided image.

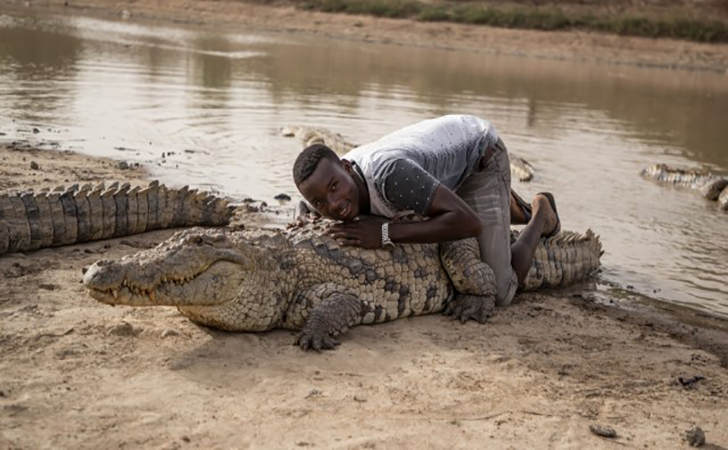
[294,330,340,352]
[443,294,496,324]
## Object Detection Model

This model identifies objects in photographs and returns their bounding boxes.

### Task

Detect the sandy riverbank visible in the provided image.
[15,0,728,73]
[1,144,728,448]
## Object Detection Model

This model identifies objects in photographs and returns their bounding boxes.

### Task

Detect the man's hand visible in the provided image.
[329,216,388,249]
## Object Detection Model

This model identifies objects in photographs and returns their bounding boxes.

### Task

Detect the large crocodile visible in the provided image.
[83,220,602,350]
[280,125,536,182]
[0,181,234,256]
[641,163,728,211]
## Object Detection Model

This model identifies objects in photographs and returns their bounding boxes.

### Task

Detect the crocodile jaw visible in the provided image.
[86,259,250,307]
[83,229,255,307]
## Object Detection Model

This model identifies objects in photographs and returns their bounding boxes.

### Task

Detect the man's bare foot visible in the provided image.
[532,193,560,237]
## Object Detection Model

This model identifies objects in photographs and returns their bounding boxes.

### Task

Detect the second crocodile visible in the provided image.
[641,163,728,210]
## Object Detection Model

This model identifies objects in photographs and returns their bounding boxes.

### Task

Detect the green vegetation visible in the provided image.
[296,0,728,43]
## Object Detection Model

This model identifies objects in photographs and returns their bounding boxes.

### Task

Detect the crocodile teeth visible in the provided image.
[112,289,118,299]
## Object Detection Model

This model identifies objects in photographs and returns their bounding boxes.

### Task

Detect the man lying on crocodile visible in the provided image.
[294,114,561,315]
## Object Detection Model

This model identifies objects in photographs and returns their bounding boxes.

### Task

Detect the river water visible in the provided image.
[1,8,726,318]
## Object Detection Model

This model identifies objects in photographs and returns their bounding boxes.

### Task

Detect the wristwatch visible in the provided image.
[381,222,395,250]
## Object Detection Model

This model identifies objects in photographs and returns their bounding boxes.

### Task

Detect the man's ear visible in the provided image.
[341,159,354,174]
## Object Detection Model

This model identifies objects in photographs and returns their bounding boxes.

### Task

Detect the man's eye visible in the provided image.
[331,182,337,191]
[314,200,322,208]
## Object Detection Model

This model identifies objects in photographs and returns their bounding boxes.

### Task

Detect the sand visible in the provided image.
[2,2,728,448]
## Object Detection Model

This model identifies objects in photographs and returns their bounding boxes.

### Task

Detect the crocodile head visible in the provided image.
[83,228,287,330]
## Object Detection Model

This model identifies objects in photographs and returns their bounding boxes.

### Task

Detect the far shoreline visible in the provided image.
[15,0,728,74]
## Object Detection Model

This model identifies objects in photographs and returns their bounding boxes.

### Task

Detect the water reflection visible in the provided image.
[246,39,728,168]
[0,13,81,122]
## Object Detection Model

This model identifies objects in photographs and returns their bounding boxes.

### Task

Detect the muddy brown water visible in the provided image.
[1,8,726,318]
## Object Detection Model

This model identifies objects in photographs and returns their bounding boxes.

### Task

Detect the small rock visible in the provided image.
[684,425,705,447]
[353,395,367,403]
[32,127,40,134]
[108,322,135,336]
[181,436,190,443]
[118,161,129,170]
[30,161,39,170]
[305,389,322,399]
[274,193,292,201]
[161,329,179,338]
[589,424,617,438]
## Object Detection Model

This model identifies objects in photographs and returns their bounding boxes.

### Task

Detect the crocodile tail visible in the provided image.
[520,229,603,291]
[0,181,235,256]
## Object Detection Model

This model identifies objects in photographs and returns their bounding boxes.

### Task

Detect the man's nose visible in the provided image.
[326,191,340,208]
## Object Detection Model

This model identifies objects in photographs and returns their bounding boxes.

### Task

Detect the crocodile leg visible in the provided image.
[439,239,498,323]
[293,285,369,352]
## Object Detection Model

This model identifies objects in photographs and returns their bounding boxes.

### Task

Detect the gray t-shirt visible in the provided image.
[344,115,499,218]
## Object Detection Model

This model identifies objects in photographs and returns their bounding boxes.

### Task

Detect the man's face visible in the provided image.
[297,158,360,221]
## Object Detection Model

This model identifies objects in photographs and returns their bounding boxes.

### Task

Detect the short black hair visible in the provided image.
[292,144,340,186]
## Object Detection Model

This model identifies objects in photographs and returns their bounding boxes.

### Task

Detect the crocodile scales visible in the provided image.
[641,163,728,211]
[0,181,234,256]
[83,220,603,350]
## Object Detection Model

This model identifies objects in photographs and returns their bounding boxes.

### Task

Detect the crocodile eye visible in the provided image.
[194,236,204,245]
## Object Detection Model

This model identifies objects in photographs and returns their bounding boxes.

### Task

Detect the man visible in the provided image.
[292,115,559,320]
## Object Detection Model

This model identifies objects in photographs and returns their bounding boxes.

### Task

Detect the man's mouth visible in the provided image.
[338,200,351,220]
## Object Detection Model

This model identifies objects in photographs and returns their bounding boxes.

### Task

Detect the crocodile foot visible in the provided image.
[294,328,341,352]
[444,294,496,324]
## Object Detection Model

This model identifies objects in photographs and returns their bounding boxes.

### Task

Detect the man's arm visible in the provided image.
[328,184,481,248]
[390,184,482,243]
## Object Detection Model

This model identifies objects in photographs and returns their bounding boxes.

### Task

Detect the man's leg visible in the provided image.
[510,190,531,225]
[511,194,559,285]
[457,139,518,306]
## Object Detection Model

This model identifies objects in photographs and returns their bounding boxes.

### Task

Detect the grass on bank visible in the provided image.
[295,0,728,43]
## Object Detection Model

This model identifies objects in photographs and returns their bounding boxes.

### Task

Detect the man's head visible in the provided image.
[293,144,361,221]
